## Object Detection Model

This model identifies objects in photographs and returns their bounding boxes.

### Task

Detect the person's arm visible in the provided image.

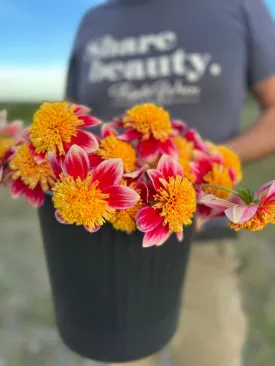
[225,0,275,163]
[226,77,275,162]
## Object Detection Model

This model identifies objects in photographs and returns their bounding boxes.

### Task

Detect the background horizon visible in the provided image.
[0,0,103,102]
[1,0,274,103]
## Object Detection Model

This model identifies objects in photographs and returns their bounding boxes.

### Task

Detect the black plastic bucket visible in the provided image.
[38,194,193,363]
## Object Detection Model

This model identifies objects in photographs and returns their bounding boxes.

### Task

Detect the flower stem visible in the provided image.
[195,184,239,196]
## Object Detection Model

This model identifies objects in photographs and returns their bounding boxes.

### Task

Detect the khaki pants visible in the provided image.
[112,240,247,366]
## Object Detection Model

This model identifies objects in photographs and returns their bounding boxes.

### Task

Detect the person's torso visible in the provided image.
[74,0,247,142]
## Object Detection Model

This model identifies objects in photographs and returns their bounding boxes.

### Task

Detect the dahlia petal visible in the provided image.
[225,204,258,224]
[10,178,25,198]
[171,119,186,134]
[85,225,101,233]
[147,169,166,191]
[92,158,123,189]
[136,181,149,203]
[256,180,274,199]
[110,117,124,128]
[48,153,62,178]
[258,180,275,202]
[137,137,160,162]
[78,115,102,127]
[103,185,140,209]
[199,194,236,210]
[24,185,45,208]
[143,223,171,247]
[74,104,91,116]
[70,130,99,154]
[22,128,30,141]
[29,143,47,164]
[63,145,90,180]
[1,120,23,136]
[123,165,148,181]
[184,129,206,151]
[196,203,214,218]
[158,139,179,159]
[119,129,143,141]
[136,206,163,232]
[55,211,69,224]
[88,154,103,168]
[157,154,184,180]
[176,231,184,242]
[101,123,118,138]
[229,168,238,184]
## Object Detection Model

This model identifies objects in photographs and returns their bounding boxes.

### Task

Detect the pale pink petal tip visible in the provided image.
[176,231,184,242]
[225,205,258,224]
[142,223,171,247]
[103,185,140,209]
[70,130,99,154]
[55,211,69,224]
[157,154,184,180]
[199,194,235,210]
[85,225,101,233]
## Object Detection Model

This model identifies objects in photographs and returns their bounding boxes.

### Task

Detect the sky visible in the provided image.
[0,0,275,102]
[0,0,102,102]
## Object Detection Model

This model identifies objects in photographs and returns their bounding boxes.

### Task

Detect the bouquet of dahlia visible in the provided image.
[1,102,274,246]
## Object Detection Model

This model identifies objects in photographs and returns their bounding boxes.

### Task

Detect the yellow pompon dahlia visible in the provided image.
[173,136,194,162]
[123,104,172,141]
[30,102,100,156]
[97,134,136,173]
[50,146,140,232]
[53,174,114,229]
[0,109,23,164]
[178,160,196,183]
[173,136,195,183]
[9,143,55,191]
[108,181,144,233]
[216,145,242,183]
[202,163,233,199]
[0,137,14,160]
[154,175,196,233]
[200,181,275,232]
[136,155,196,247]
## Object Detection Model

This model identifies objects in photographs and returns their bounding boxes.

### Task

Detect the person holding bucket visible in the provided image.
[65,0,275,365]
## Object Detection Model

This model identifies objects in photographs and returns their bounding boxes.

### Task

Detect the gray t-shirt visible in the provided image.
[66,0,275,239]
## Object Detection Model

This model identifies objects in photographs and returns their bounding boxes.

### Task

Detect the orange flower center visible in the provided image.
[123,104,172,141]
[173,136,194,161]
[229,204,275,232]
[52,173,114,230]
[203,164,233,199]
[9,143,55,191]
[0,136,14,160]
[97,135,136,173]
[153,175,196,233]
[30,102,83,155]
[108,182,143,233]
[216,145,242,183]
[179,160,195,183]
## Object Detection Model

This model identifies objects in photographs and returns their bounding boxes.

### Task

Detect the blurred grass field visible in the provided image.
[0,100,275,366]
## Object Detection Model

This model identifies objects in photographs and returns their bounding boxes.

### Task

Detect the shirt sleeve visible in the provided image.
[65,51,79,102]
[242,0,275,87]
[64,11,90,102]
